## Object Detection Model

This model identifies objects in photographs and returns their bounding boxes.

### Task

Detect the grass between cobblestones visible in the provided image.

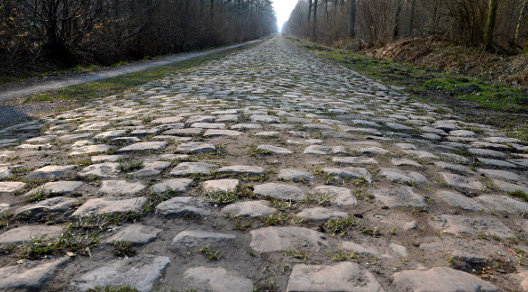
[293,37,528,141]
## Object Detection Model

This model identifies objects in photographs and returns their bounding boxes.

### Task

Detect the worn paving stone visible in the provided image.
[439,172,484,191]
[70,144,110,156]
[29,165,76,180]
[392,267,500,292]
[436,190,484,211]
[217,165,265,175]
[250,226,329,253]
[253,183,307,200]
[183,267,253,292]
[171,230,236,249]
[257,144,293,155]
[170,162,218,176]
[0,257,69,291]
[0,181,27,195]
[310,186,358,206]
[119,141,168,152]
[379,168,428,185]
[221,200,277,217]
[0,225,63,244]
[15,196,78,217]
[203,129,243,137]
[156,197,210,217]
[133,161,171,177]
[176,142,215,153]
[78,162,119,178]
[152,178,193,194]
[296,207,349,221]
[71,255,170,292]
[203,179,239,193]
[429,215,514,238]
[476,195,528,214]
[286,262,384,292]
[104,224,162,245]
[333,156,379,165]
[99,180,146,196]
[304,145,346,155]
[322,167,372,182]
[373,186,426,208]
[72,197,147,217]
[278,168,314,182]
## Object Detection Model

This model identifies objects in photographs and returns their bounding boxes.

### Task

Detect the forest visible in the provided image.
[284,0,528,53]
[0,0,277,75]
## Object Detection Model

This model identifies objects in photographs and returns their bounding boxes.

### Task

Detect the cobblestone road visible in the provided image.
[0,36,527,291]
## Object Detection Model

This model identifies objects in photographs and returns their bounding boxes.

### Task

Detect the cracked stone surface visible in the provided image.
[0,36,526,291]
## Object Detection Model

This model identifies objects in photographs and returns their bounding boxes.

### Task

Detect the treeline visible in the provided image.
[284,0,528,53]
[0,0,276,74]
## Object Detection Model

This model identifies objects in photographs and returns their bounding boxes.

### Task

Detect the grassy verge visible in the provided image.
[292,37,528,140]
[16,46,248,106]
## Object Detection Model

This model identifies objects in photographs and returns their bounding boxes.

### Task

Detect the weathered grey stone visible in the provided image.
[436,190,484,211]
[119,141,168,152]
[164,128,203,136]
[59,133,93,142]
[254,183,307,200]
[477,168,522,181]
[373,186,426,208]
[94,130,127,140]
[26,181,83,198]
[129,128,162,137]
[0,181,27,195]
[15,197,77,217]
[304,145,346,155]
[170,162,218,176]
[477,195,528,214]
[72,255,170,292]
[433,120,460,131]
[392,267,500,292]
[151,117,184,124]
[477,157,516,168]
[171,230,236,249]
[250,226,329,253]
[99,180,146,196]
[156,197,210,217]
[380,168,429,185]
[203,129,243,137]
[152,178,193,193]
[221,200,276,217]
[70,144,110,156]
[333,156,379,165]
[104,224,162,245]
[230,123,262,130]
[492,179,528,194]
[322,167,372,182]
[391,158,421,167]
[310,186,357,206]
[0,166,11,179]
[133,161,171,177]
[278,168,314,182]
[439,172,484,191]
[217,165,265,175]
[286,262,384,292]
[429,215,514,238]
[297,207,348,221]
[257,144,293,155]
[78,162,119,178]
[251,115,279,123]
[112,136,141,143]
[356,147,391,155]
[203,179,239,193]
[72,197,147,217]
[468,148,507,159]
[29,165,76,180]
[0,257,69,291]
[404,150,439,159]
[0,225,63,244]
[190,122,226,129]
[255,131,280,137]
[187,115,215,124]
[434,161,474,175]
[176,142,215,153]
[340,241,379,255]
[183,267,253,292]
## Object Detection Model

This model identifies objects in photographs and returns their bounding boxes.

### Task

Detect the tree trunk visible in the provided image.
[408,0,416,36]
[484,0,498,49]
[349,0,356,38]
[515,0,527,47]
[393,0,402,39]
[308,0,312,22]
[312,0,318,39]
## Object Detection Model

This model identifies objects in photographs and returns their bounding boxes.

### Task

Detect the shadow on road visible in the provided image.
[0,105,35,130]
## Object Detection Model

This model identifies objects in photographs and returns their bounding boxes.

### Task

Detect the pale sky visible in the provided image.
[272,0,299,32]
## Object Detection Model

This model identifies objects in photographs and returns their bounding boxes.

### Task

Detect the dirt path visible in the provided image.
[0,35,527,291]
[0,39,263,102]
